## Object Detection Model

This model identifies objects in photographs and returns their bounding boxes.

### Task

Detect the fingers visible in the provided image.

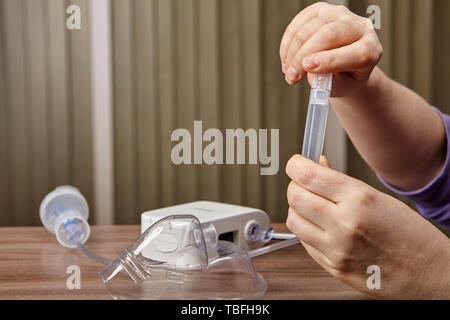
[286,154,351,202]
[286,207,326,250]
[280,2,350,68]
[302,36,382,74]
[287,181,336,229]
[287,19,364,84]
[280,2,326,66]
[284,17,328,81]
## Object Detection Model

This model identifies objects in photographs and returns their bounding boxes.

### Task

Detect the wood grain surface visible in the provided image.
[0,224,367,300]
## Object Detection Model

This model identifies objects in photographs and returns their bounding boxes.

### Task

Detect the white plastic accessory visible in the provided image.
[39,186,90,248]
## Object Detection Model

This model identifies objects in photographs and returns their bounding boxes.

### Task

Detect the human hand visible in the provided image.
[280,2,383,97]
[286,155,450,299]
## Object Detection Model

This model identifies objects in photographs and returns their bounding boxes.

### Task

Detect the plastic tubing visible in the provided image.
[248,237,301,258]
[270,232,297,240]
[78,244,112,265]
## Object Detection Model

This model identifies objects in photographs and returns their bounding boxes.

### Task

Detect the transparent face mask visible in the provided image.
[98,215,267,300]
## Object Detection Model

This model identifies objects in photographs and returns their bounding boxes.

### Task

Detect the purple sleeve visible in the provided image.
[377,108,450,228]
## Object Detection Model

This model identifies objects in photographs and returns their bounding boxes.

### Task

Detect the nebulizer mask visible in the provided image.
[40,186,300,299]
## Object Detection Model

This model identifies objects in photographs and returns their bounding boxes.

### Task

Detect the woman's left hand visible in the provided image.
[286,155,450,299]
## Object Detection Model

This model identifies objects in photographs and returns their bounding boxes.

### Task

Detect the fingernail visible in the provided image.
[285,73,293,85]
[282,63,288,74]
[287,66,299,82]
[303,56,320,69]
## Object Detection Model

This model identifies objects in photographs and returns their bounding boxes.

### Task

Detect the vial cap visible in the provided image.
[311,73,333,91]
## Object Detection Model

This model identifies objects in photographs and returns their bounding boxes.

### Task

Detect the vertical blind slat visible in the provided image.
[2,0,31,225]
[112,0,138,223]
[262,0,283,217]
[175,0,197,204]
[135,0,160,213]
[198,0,221,202]
[24,0,50,225]
[220,0,244,205]
[157,0,176,206]
[242,0,263,208]
[46,0,71,188]
[0,0,10,226]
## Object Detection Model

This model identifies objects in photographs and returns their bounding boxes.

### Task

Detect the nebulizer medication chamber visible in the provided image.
[40,186,90,248]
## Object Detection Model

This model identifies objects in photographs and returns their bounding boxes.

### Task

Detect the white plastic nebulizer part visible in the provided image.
[39,186,90,248]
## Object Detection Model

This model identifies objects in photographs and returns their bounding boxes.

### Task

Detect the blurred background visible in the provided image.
[0,0,449,230]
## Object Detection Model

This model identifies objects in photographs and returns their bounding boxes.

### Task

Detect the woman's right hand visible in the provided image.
[280,2,383,97]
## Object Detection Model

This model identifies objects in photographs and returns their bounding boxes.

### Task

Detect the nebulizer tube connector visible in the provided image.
[39,186,111,265]
[245,221,296,243]
[246,222,274,243]
[302,73,333,163]
[245,221,300,258]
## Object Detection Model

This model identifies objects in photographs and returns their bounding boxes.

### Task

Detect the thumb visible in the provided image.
[319,155,331,168]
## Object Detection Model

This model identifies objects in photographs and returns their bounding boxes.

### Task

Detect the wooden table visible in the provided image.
[0,224,367,300]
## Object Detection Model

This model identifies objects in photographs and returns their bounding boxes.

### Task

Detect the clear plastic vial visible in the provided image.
[302,74,333,163]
